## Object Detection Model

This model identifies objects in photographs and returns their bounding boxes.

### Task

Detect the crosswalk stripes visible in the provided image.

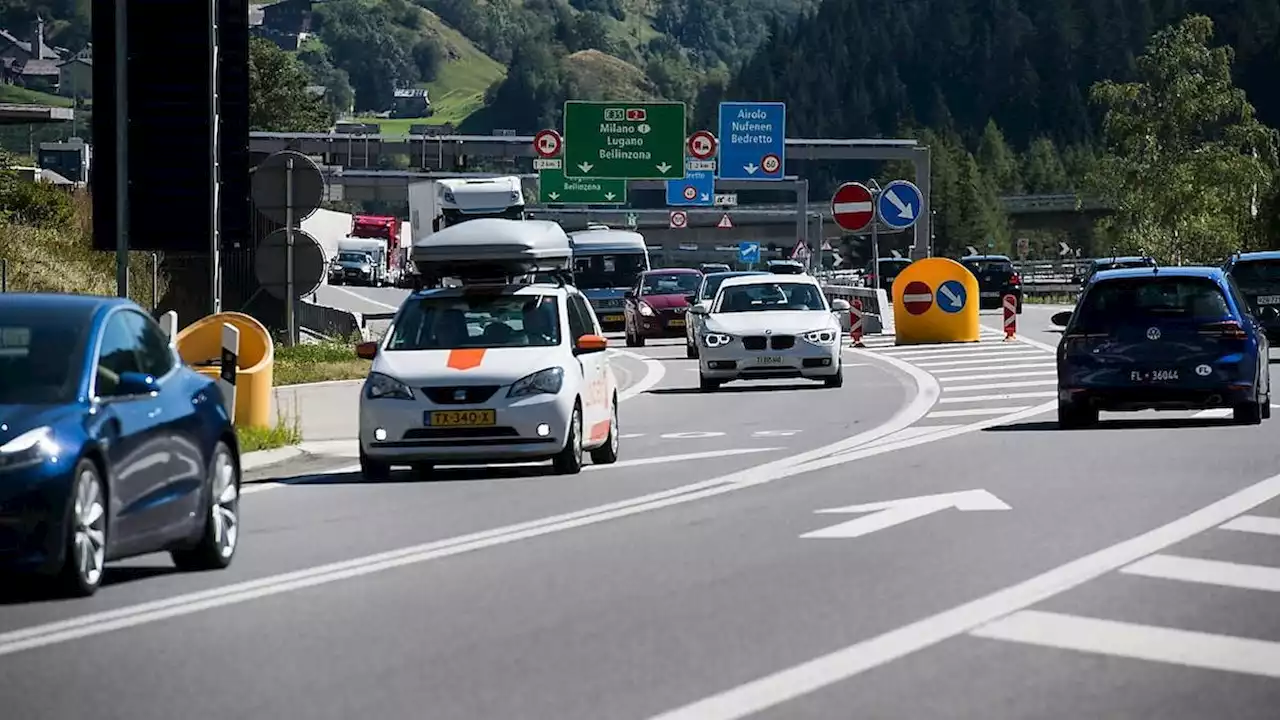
[854,333,1057,425]
[967,512,1280,680]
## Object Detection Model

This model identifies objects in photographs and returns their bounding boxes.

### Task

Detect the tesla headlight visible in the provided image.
[803,329,838,345]
[702,332,733,348]
[638,301,655,316]
[0,426,58,470]
[365,372,414,400]
[508,367,564,398]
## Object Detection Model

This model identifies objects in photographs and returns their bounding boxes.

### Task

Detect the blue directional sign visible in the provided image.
[718,102,786,181]
[876,180,923,230]
[936,279,967,313]
[666,170,714,207]
[738,241,761,265]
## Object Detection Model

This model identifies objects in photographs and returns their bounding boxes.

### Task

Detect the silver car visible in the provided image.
[690,275,849,391]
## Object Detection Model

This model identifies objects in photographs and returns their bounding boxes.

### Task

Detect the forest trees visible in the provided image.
[1089,15,1277,262]
[248,38,331,132]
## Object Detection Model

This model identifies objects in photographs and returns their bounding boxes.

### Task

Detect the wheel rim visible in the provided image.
[72,467,106,587]
[210,449,239,559]
[609,403,619,455]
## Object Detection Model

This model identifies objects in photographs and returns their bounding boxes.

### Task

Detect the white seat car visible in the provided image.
[357,219,620,479]
[689,274,850,391]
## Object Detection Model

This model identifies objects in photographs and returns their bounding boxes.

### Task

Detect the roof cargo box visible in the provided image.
[412,218,572,283]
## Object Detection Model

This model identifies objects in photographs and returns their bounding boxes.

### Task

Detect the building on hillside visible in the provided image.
[254,0,315,51]
[391,88,431,118]
[0,18,71,94]
[38,139,91,184]
[58,54,91,98]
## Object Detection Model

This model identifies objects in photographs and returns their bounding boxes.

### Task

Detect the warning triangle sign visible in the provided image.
[791,239,810,259]
[717,214,733,229]
[821,239,833,251]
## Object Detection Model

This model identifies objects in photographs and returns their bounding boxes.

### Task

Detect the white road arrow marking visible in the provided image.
[938,283,962,306]
[884,189,915,220]
[801,489,1010,539]
[656,162,672,173]
[547,192,560,200]
[578,162,593,173]
[744,163,759,174]
[604,192,616,201]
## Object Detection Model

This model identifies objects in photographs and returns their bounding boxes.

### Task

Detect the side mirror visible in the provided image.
[116,371,158,396]
[574,334,608,354]
[688,304,708,315]
[831,299,851,312]
[355,341,378,360]
[1051,311,1072,327]
[624,290,636,300]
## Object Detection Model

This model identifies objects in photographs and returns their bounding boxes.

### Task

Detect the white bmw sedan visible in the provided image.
[689,275,849,392]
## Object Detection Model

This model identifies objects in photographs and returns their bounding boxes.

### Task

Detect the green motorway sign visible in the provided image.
[563,101,686,180]
[538,167,628,205]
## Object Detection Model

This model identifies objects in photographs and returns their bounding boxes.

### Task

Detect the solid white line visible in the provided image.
[853,424,962,449]
[1219,514,1280,537]
[0,345,943,659]
[945,379,1055,392]
[969,610,1280,678]
[1191,408,1233,419]
[926,406,1032,418]
[938,391,1056,404]
[648,469,1280,720]
[273,378,365,391]
[613,349,667,401]
[939,371,1057,383]
[931,362,1054,374]
[915,354,1045,368]
[586,447,780,470]
[1121,554,1280,593]
[327,284,400,311]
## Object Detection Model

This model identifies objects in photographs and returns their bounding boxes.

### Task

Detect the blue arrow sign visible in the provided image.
[718,102,786,181]
[666,170,714,207]
[876,180,923,230]
[937,279,967,313]
[738,241,761,265]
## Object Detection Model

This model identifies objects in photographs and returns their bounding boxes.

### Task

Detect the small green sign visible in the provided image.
[538,167,628,205]
[563,101,686,180]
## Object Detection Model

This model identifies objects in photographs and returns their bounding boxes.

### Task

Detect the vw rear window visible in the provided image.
[1074,277,1231,331]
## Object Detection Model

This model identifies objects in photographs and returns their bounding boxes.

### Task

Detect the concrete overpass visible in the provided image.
[0,103,73,125]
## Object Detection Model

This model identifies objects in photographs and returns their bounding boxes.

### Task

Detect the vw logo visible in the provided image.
[1146,327,1162,341]
[1196,364,1212,377]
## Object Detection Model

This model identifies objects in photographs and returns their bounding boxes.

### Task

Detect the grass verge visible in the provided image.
[0,85,74,107]
[236,395,303,452]
[274,339,371,386]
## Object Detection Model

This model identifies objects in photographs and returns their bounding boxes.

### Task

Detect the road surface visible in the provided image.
[4,310,1280,719]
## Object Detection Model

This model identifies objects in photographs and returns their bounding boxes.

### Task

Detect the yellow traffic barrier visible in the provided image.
[891,258,981,345]
[175,312,274,427]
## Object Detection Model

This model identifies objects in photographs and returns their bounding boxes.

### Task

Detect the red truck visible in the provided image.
[347,215,404,286]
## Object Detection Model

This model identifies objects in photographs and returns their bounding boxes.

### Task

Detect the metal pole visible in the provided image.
[796,179,809,262]
[209,0,222,314]
[151,252,158,310]
[113,0,129,298]
[868,179,881,290]
[913,147,932,259]
[285,157,296,346]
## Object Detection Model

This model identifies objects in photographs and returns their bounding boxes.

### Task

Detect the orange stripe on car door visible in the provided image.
[447,348,486,370]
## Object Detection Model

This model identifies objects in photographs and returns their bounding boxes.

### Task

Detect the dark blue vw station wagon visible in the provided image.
[1055,266,1271,428]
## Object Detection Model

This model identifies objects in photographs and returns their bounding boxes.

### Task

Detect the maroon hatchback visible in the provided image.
[623,268,703,346]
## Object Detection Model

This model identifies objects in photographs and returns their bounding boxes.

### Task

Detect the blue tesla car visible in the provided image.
[0,294,242,596]
[1055,266,1271,428]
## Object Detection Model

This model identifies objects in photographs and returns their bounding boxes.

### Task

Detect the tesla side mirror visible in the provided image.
[116,371,158,396]
[1050,311,1072,327]
[831,299,851,312]
[574,334,608,354]
[355,341,378,360]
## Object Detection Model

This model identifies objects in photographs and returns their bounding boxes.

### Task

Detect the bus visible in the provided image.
[567,228,650,331]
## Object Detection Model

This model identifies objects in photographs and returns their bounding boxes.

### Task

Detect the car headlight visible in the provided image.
[365,372,414,400]
[508,367,564,398]
[0,426,59,470]
[803,329,838,345]
[638,301,655,316]
[702,332,733,348]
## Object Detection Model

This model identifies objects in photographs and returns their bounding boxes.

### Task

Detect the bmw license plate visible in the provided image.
[1257,295,1280,305]
[1131,369,1179,382]
[755,356,784,366]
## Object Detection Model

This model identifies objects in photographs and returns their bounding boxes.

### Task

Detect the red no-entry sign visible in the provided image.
[902,280,933,315]
[831,182,874,233]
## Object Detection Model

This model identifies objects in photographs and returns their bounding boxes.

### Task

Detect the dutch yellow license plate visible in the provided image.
[604,314,624,323]
[427,409,496,427]
[669,318,685,327]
